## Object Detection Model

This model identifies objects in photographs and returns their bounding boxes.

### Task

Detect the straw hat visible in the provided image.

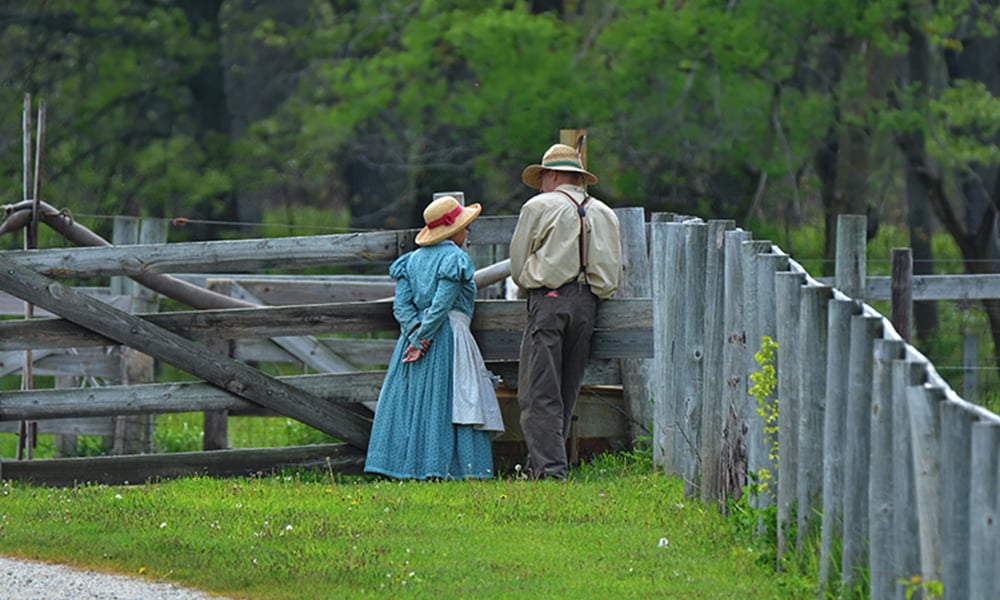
[414,195,482,246]
[521,143,598,189]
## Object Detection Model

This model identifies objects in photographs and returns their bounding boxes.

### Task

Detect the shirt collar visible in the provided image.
[555,183,586,194]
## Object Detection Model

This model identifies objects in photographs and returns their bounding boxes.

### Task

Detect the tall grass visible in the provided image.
[0,453,815,599]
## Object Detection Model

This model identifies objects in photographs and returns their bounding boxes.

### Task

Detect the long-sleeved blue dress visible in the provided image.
[363,240,495,480]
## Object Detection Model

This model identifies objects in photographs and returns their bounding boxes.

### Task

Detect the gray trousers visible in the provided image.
[517,282,598,480]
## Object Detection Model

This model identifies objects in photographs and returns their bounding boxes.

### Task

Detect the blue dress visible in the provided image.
[364,241,495,480]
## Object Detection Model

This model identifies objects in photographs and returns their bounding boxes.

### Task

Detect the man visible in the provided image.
[509,143,623,480]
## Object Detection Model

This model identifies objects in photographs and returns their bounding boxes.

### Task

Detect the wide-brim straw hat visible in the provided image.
[414,195,482,246]
[521,143,598,189]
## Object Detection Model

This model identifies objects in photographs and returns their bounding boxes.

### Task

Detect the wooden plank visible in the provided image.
[0,443,366,486]
[224,281,356,373]
[819,299,858,589]
[6,217,517,277]
[0,370,385,422]
[492,386,627,443]
[700,219,735,506]
[868,339,906,600]
[29,349,120,379]
[797,284,832,549]
[4,230,415,277]
[817,273,1000,301]
[617,207,654,446]
[232,338,396,366]
[0,298,653,354]
[0,417,115,436]
[0,255,372,449]
[0,347,120,379]
[908,384,945,586]
[0,365,629,423]
[213,277,397,305]
[0,288,129,316]
[489,358,622,390]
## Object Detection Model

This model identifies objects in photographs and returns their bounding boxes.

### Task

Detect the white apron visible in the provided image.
[449,311,505,435]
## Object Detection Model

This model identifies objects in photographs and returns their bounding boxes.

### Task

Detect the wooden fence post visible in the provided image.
[700,219,734,506]
[615,208,652,447]
[940,401,974,599]
[969,421,1000,600]
[892,359,926,600]
[52,375,77,457]
[962,335,979,404]
[203,279,233,451]
[753,251,788,507]
[109,216,138,455]
[681,221,707,497]
[869,338,906,600]
[721,229,752,504]
[819,298,860,587]
[835,214,867,300]
[891,248,912,342]
[559,129,587,167]
[797,284,832,550]
[774,269,805,562]
[113,217,165,455]
[841,314,883,592]
[741,239,771,508]
[909,383,945,589]
[652,221,685,475]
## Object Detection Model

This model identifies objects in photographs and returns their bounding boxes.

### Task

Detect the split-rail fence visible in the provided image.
[0,205,997,598]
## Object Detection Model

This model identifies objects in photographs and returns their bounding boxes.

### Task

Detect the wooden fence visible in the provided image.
[0,206,652,481]
[652,214,1000,599]
[0,207,997,598]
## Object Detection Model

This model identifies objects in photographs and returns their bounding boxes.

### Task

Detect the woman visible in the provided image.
[364,195,503,480]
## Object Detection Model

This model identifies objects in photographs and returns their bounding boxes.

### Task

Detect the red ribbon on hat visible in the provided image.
[427,206,463,229]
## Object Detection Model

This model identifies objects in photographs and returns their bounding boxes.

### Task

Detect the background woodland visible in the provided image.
[3,0,1000,355]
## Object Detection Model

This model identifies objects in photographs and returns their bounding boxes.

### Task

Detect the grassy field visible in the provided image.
[0,453,815,599]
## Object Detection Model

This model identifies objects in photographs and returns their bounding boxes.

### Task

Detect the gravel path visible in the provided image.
[0,556,229,599]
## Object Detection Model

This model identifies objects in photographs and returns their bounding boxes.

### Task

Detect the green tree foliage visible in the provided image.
[2,0,1000,252]
[0,0,234,241]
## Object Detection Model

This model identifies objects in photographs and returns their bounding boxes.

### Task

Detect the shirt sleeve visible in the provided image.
[509,203,537,287]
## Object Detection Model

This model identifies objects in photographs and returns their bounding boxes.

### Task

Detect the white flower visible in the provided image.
[159,522,167,529]
[658,537,669,548]
[285,524,293,531]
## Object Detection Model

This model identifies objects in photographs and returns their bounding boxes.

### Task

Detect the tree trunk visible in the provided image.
[176,0,236,238]
[897,4,1000,385]
[900,6,939,342]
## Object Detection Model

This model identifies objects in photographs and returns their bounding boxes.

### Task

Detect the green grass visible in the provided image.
[0,453,815,599]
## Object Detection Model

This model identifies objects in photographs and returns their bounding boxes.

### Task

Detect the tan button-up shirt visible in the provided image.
[509,184,622,300]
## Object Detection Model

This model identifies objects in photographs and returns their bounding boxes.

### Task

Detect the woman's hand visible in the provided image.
[402,339,431,363]
[402,345,424,363]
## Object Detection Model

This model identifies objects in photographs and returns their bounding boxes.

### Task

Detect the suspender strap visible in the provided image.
[556,190,590,279]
